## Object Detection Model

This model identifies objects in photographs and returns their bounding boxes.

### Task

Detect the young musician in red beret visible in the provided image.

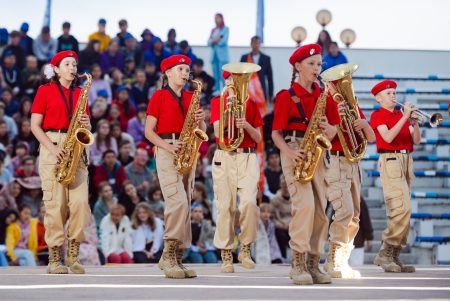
[272,44,334,285]
[370,80,420,273]
[30,50,91,274]
[145,54,206,279]
[210,70,263,273]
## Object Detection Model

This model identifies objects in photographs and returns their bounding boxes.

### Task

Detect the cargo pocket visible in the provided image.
[287,182,298,198]
[385,189,404,217]
[385,157,402,179]
[42,180,55,209]
[324,156,340,184]
[328,189,344,219]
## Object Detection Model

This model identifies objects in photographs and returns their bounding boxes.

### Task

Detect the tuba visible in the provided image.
[294,77,332,183]
[173,79,208,174]
[54,73,94,186]
[219,63,261,151]
[321,63,367,163]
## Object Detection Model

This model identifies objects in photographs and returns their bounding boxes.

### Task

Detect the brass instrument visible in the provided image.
[55,73,94,186]
[321,63,367,163]
[392,100,443,128]
[219,63,261,151]
[294,77,332,183]
[173,79,208,174]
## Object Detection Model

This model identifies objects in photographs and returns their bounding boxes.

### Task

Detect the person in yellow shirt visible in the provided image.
[88,18,111,52]
[6,204,38,266]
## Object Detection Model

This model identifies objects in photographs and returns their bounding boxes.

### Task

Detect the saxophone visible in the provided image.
[173,79,208,174]
[54,73,94,186]
[294,77,332,183]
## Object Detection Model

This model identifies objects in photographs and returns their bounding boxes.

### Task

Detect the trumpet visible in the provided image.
[392,100,443,128]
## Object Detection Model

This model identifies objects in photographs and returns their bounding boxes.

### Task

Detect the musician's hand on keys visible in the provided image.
[403,102,415,118]
[411,111,420,123]
[194,108,205,123]
[51,146,66,162]
[337,102,346,115]
[353,118,369,131]
[286,147,305,162]
[168,140,185,155]
[235,117,249,129]
[78,113,91,127]
[319,116,337,139]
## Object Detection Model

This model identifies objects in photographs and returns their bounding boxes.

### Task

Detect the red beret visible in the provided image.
[160,54,192,72]
[222,71,231,79]
[289,43,322,65]
[50,50,78,66]
[371,80,397,96]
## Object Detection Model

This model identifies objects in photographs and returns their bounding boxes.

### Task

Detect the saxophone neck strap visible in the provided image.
[288,88,308,125]
[56,82,74,121]
[166,86,185,116]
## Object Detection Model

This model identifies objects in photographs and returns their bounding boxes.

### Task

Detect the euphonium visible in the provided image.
[321,63,367,163]
[173,79,208,174]
[54,73,94,186]
[294,77,332,183]
[219,63,261,151]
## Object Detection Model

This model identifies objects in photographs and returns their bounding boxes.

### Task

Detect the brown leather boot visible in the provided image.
[374,242,402,272]
[65,240,85,274]
[238,244,255,269]
[158,240,185,279]
[47,246,68,274]
[307,254,331,284]
[176,248,197,278]
[220,249,234,273]
[290,251,313,285]
[323,242,344,278]
[393,246,415,273]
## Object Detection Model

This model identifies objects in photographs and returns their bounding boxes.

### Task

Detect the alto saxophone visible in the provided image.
[54,73,94,186]
[173,79,208,174]
[294,77,332,183]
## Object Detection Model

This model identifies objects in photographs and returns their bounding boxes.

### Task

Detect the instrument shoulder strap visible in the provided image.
[288,88,308,125]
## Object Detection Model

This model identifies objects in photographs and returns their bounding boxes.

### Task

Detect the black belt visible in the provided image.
[220,147,256,154]
[45,128,68,133]
[329,150,346,157]
[379,149,409,154]
[284,130,305,140]
[159,133,180,140]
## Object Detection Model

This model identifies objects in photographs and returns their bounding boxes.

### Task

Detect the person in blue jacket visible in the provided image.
[322,42,348,71]
[207,13,229,92]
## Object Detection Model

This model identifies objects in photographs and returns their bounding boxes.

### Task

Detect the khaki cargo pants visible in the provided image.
[39,132,90,248]
[155,146,196,249]
[379,153,414,247]
[280,138,329,255]
[212,150,260,250]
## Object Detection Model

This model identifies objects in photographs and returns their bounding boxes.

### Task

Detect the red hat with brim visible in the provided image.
[160,54,192,73]
[50,50,78,66]
[289,43,322,65]
[371,80,397,96]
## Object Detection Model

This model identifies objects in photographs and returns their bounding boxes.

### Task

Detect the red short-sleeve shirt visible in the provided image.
[325,100,366,151]
[146,88,194,134]
[370,107,413,152]
[210,95,264,148]
[31,82,90,130]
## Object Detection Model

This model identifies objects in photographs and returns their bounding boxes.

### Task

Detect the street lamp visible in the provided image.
[316,9,332,28]
[340,29,356,48]
[291,26,307,47]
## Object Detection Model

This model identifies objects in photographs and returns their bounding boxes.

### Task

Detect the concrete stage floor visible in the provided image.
[0,264,449,301]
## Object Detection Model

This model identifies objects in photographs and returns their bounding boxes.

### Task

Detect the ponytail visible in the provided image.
[290,67,297,85]
[160,73,169,90]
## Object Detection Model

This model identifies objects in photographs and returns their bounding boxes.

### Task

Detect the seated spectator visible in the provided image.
[0,180,18,211]
[270,175,291,259]
[2,30,25,69]
[109,67,126,97]
[143,37,170,73]
[122,33,142,68]
[118,141,134,166]
[176,40,197,63]
[1,87,19,116]
[1,51,21,93]
[93,182,118,228]
[12,119,38,157]
[322,41,348,71]
[0,151,13,183]
[0,101,18,139]
[20,56,40,97]
[88,18,110,52]
[15,155,37,178]
[90,97,109,131]
[9,141,29,174]
[6,204,37,266]
[32,26,57,68]
[36,202,48,264]
[118,180,146,217]
[78,39,101,73]
[13,96,32,123]
[192,182,213,221]
[264,148,282,199]
[148,185,164,219]
[18,23,33,56]
[125,148,152,197]
[100,40,124,75]
[0,119,10,147]
[57,22,79,53]
[192,59,215,101]
[0,208,18,266]
[99,204,133,264]
[93,150,127,196]
[111,120,135,151]
[123,58,137,85]
[143,61,159,88]
[139,29,157,53]
[131,70,151,106]
[112,85,137,129]
[164,28,179,54]
[127,104,146,144]
[185,205,217,263]
[90,119,118,165]
[88,64,112,106]
[131,202,163,263]
[115,19,129,48]
[254,203,283,264]
[16,176,42,217]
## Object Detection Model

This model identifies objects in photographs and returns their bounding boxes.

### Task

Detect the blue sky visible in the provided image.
[2,0,450,50]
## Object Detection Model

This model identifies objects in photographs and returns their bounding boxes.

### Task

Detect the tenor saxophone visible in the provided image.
[173,79,208,174]
[294,77,332,183]
[54,73,94,186]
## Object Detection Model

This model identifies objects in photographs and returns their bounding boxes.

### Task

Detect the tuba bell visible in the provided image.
[321,63,367,163]
[218,63,261,152]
